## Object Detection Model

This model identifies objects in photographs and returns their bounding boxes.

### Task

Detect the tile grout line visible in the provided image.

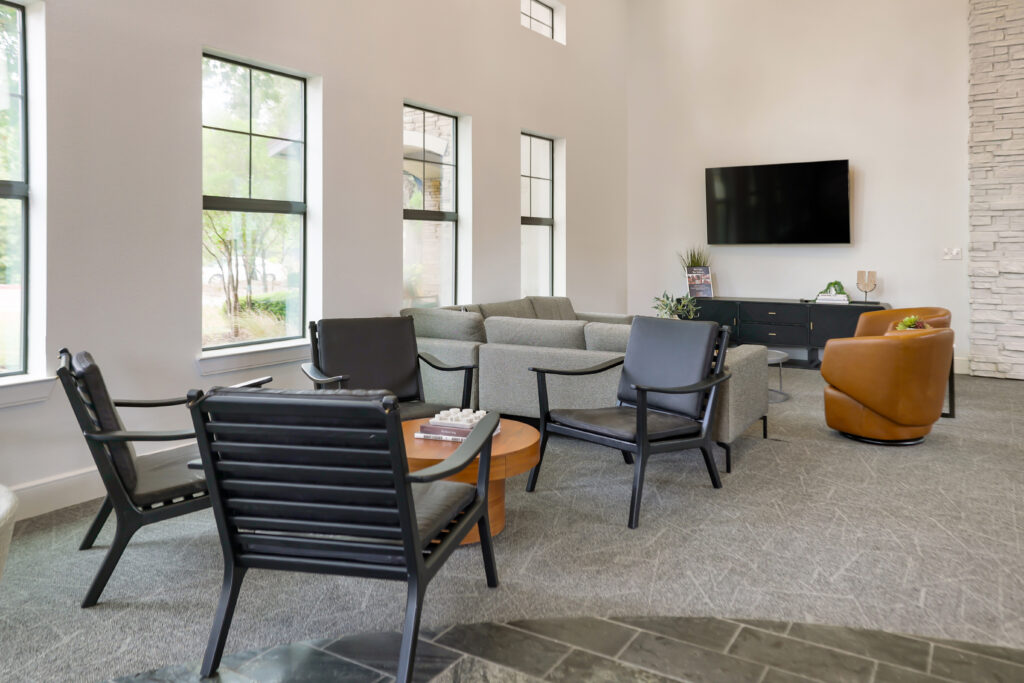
[927,641,934,674]
[539,647,575,679]
[723,624,744,654]
[612,630,641,659]
[501,622,687,683]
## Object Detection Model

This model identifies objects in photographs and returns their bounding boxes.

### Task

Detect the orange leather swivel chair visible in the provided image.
[821,322,954,445]
[852,307,955,418]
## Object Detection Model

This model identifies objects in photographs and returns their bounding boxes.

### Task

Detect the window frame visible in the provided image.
[521,0,555,39]
[0,0,28,378]
[520,132,554,297]
[402,104,459,307]
[201,53,307,351]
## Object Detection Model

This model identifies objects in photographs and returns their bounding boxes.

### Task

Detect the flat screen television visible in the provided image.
[705,159,850,244]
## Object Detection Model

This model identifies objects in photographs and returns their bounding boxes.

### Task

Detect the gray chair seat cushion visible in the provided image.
[412,480,476,545]
[130,444,207,507]
[399,400,450,420]
[550,406,701,442]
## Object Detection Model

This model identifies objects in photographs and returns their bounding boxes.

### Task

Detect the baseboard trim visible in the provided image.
[10,466,105,521]
[954,356,969,375]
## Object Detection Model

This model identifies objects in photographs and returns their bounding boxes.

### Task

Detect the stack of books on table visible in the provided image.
[415,408,500,442]
[815,293,850,305]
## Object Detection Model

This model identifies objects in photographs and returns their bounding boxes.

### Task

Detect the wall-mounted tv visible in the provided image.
[705,159,850,245]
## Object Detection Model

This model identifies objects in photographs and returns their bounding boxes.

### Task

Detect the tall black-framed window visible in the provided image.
[201,54,306,350]
[0,1,27,377]
[520,133,553,297]
[402,105,457,309]
[520,0,555,39]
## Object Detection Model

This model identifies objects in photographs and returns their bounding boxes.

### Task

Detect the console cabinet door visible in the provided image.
[694,299,738,330]
[809,305,874,346]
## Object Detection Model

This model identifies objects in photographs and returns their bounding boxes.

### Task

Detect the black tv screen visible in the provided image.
[705,160,850,244]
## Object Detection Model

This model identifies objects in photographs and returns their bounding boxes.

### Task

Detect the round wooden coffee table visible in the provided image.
[402,417,540,544]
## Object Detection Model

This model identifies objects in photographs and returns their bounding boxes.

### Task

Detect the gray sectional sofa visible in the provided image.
[401,296,769,452]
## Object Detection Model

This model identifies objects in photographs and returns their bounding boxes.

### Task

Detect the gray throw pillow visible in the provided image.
[484,317,587,349]
[400,308,486,342]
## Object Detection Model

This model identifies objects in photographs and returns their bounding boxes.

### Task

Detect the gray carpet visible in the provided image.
[1,369,1022,682]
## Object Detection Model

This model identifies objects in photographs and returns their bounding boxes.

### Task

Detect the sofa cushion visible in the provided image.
[484,317,587,349]
[528,296,577,320]
[584,322,631,352]
[477,298,536,319]
[400,307,486,342]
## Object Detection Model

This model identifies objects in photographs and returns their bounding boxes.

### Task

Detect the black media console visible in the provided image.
[692,297,889,366]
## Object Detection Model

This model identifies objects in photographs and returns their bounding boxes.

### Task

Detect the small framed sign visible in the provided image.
[686,266,713,298]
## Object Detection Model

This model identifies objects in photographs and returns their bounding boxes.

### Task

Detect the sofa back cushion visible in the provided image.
[484,316,587,349]
[400,307,486,342]
[528,296,577,320]
[584,322,631,352]
[477,298,536,319]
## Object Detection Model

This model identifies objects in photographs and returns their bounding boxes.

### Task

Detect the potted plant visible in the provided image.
[678,247,713,297]
[652,291,699,320]
[895,315,928,331]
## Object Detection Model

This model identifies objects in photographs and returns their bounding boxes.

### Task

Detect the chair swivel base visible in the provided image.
[839,431,924,447]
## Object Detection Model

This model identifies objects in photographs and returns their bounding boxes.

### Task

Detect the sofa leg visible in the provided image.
[761,415,768,439]
[716,441,731,473]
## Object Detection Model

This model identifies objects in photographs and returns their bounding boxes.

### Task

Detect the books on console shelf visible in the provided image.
[815,294,850,305]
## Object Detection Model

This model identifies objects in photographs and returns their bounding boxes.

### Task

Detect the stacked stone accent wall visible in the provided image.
[969,0,1024,378]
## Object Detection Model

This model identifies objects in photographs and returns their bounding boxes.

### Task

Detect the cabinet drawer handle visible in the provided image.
[768,332,777,336]
[768,311,776,315]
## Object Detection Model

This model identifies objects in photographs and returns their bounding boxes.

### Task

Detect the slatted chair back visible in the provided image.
[617,317,723,419]
[309,317,424,402]
[189,387,426,578]
[57,348,140,497]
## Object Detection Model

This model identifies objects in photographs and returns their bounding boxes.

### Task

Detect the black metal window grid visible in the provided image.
[0,0,27,377]
[521,133,554,296]
[403,105,458,307]
[521,0,555,39]
[201,54,307,351]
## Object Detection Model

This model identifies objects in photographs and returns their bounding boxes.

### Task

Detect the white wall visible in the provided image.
[0,0,629,516]
[625,0,971,359]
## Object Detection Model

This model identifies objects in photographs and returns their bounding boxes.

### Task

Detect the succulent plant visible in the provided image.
[895,315,926,330]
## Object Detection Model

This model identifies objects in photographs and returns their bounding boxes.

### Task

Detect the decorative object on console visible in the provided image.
[652,291,698,320]
[815,280,850,304]
[856,270,877,302]
[679,247,714,297]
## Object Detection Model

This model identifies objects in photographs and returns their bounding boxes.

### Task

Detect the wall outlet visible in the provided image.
[943,247,962,260]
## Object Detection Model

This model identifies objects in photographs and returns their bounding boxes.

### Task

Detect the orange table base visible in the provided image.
[403,418,540,545]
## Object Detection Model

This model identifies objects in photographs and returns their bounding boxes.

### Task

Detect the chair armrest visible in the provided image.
[301,362,349,386]
[418,352,477,372]
[85,429,195,443]
[406,412,499,483]
[631,372,731,395]
[529,356,624,376]
[230,375,273,389]
[113,397,189,408]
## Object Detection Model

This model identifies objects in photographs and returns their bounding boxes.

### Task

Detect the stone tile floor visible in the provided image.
[108,616,1024,682]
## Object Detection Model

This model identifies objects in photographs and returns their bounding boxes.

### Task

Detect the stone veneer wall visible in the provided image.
[969,0,1024,378]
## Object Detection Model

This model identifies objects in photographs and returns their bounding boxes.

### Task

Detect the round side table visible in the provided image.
[766,349,790,403]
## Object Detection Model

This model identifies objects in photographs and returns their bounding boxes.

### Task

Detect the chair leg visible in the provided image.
[525,428,550,492]
[761,415,768,439]
[942,362,956,418]
[477,514,499,588]
[200,563,248,678]
[716,441,731,474]
[700,445,723,489]
[397,580,425,683]
[627,451,649,529]
[81,516,137,608]
[79,497,113,550]
[621,450,634,465]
